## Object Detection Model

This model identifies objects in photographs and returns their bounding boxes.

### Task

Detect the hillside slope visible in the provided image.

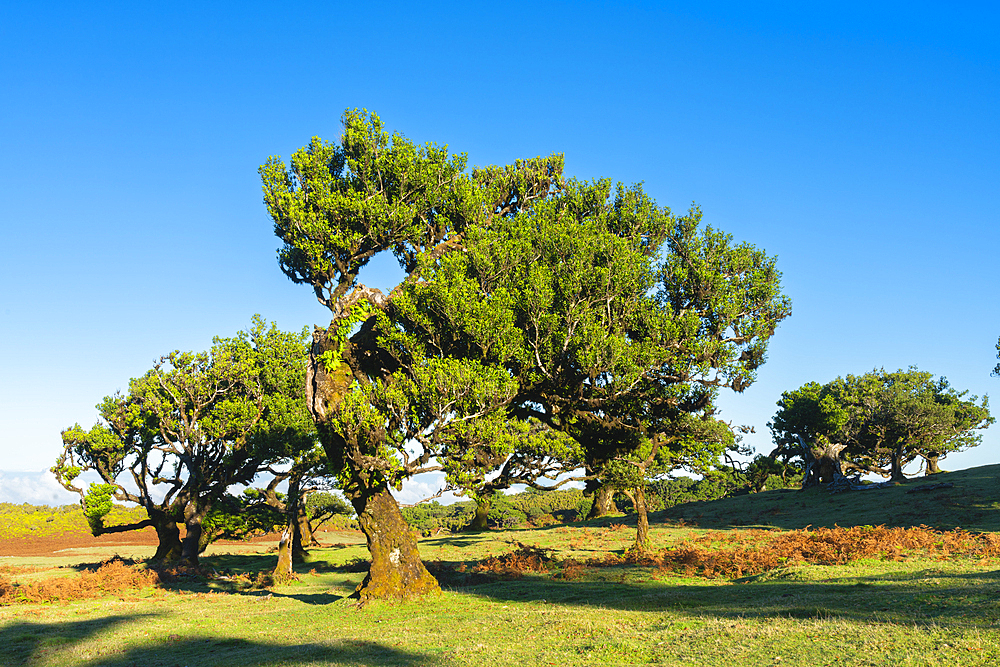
[655,464,1000,532]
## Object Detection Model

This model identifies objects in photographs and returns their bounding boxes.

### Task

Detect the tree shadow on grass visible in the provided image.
[77,637,439,667]
[437,563,1000,628]
[268,590,345,605]
[0,613,156,666]
[0,614,438,667]
[419,534,489,548]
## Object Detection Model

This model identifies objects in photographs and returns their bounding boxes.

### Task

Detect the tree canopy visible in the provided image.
[53,316,314,565]
[768,367,993,481]
[260,109,790,599]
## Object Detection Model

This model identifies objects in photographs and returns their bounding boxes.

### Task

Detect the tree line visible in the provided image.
[53,110,994,601]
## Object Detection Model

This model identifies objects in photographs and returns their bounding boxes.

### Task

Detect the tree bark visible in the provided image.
[293,505,312,562]
[466,497,491,531]
[274,525,294,581]
[799,436,847,487]
[149,510,183,562]
[889,442,906,482]
[351,487,440,601]
[627,486,651,556]
[586,485,618,519]
[924,452,942,475]
[286,476,310,563]
[180,501,209,567]
[308,323,439,599]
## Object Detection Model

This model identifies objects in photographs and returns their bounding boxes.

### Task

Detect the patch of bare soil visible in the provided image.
[0,527,292,558]
[0,527,160,557]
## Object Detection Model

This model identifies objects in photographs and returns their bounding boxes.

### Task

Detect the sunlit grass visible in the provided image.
[3,465,1000,665]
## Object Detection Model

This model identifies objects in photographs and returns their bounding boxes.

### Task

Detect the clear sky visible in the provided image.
[1,1,998,504]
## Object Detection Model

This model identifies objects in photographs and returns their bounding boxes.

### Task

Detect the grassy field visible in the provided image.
[2,466,1000,666]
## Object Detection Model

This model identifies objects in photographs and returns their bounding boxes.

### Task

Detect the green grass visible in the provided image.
[3,465,1000,666]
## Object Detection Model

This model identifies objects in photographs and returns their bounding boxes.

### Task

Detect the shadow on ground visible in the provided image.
[0,615,437,666]
[431,560,1000,627]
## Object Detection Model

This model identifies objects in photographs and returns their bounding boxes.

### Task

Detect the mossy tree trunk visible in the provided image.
[293,504,312,561]
[308,311,440,600]
[149,509,183,562]
[586,485,618,519]
[274,525,294,581]
[626,486,651,556]
[286,476,310,563]
[467,497,491,531]
[924,452,942,475]
[349,487,440,601]
[179,500,210,567]
[800,436,848,487]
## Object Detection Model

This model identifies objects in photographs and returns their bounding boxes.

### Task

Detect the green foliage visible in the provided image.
[504,488,592,524]
[305,492,353,519]
[0,503,147,540]
[320,301,375,373]
[262,110,790,540]
[994,335,1000,377]
[81,483,117,534]
[201,493,284,545]
[480,494,528,529]
[400,501,475,534]
[606,472,744,513]
[399,489,596,533]
[769,367,993,478]
[743,455,803,493]
[53,315,317,561]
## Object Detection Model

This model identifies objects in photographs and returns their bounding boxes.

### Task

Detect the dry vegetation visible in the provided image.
[443,525,1000,583]
[0,556,159,604]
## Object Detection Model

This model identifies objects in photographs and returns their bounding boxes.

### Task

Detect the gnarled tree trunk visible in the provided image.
[587,485,618,519]
[924,452,942,475]
[274,525,294,581]
[293,504,312,561]
[889,442,907,482]
[625,486,651,556]
[466,497,491,531]
[350,487,440,601]
[180,500,209,567]
[149,509,183,562]
[799,435,847,487]
[308,321,439,600]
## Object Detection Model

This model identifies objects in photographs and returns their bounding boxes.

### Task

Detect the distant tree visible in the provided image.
[436,420,584,531]
[769,368,993,482]
[53,316,314,566]
[304,491,354,534]
[253,444,336,580]
[993,336,1000,377]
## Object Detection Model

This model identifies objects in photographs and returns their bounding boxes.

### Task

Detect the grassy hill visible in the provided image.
[654,464,1000,533]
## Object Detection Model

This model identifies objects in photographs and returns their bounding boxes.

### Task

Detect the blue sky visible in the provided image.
[1,1,998,504]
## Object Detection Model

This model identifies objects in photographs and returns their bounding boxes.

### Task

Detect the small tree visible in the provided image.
[253,445,336,580]
[53,316,314,565]
[599,406,735,555]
